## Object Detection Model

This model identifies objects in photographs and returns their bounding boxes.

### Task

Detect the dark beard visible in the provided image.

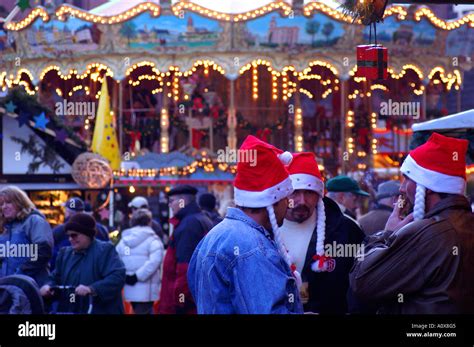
[291,205,310,223]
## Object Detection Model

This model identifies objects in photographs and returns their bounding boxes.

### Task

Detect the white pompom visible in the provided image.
[278,151,293,165]
[311,260,327,272]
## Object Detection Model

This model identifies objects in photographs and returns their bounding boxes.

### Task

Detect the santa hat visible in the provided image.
[287,152,329,272]
[234,135,293,208]
[400,132,468,220]
[233,136,301,286]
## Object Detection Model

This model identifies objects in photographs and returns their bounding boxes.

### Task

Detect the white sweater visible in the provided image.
[279,211,317,274]
[116,226,164,302]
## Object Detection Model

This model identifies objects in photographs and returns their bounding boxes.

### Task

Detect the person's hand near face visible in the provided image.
[385,176,415,232]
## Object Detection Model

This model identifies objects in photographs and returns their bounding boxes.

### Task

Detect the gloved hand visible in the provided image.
[125,274,138,286]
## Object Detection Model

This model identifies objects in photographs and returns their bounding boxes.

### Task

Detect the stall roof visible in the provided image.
[412,109,474,132]
[0,183,82,191]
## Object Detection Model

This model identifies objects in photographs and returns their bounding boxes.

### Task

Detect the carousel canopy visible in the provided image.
[90,0,161,16]
[0,0,472,100]
[171,0,292,15]
[412,109,474,131]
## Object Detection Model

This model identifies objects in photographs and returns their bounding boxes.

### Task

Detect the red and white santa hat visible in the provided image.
[234,135,293,208]
[287,152,329,272]
[287,152,325,195]
[400,132,468,220]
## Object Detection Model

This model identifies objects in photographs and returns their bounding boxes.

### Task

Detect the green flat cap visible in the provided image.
[326,175,370,197]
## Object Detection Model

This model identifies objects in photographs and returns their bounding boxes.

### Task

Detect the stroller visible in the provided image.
[48,285,93,314]
[0,275,45,314]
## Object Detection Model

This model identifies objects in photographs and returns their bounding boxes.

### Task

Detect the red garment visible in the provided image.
[191,128,205,149]
[357,128,369,147]
[158,241,178,314]
[158,202,212,314]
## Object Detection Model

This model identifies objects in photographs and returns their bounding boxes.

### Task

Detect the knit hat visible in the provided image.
[287,152,329,272]
[400,132,468,220]
[233,136,300,285]
[199,193,217,211]
[64,213,97,239]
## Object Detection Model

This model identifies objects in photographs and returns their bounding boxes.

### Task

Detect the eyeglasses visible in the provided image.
[67,233,80,239]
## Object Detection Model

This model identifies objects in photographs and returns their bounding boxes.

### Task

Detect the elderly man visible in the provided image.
[326,176,369,220]
[188,136,303,314]
[350,133,474,313]
[358,180,400,236]
[158,185,213,314]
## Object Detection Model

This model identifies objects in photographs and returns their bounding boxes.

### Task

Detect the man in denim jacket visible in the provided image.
[188,136,303,314]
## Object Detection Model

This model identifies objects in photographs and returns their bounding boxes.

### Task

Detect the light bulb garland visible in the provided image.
[5,7,50,31]
[252,65,258,100]
[171,1,292,23]
[294,107,304,152]
[56,3,160,25]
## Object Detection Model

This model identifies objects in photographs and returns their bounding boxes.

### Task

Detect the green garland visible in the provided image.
[339,0,388,25]
[0,87,87,148]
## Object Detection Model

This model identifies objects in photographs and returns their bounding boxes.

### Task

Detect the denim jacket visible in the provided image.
[188,207,303,314]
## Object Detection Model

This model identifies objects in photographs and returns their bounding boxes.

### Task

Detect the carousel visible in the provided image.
[0,0,473,225]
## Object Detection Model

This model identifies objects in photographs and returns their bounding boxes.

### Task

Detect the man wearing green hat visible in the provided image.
[326,175,369,220]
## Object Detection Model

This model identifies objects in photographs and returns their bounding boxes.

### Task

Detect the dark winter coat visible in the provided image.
[203,209,223,227]
[158,201,213,314]
[50,220,110,271]
[302,197,366,314]
[48,239,126,314]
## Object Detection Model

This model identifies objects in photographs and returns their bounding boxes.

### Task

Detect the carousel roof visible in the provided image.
[90,0,161,16]
[171,0,292,15]
[412,109,474,132]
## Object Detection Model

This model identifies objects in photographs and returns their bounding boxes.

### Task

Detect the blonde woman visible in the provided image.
[0,186,53,286]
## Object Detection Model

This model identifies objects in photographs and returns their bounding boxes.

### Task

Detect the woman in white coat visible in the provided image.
[116,208,164,314]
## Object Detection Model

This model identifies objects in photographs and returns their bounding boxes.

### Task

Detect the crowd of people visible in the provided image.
[0,132,473,314]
